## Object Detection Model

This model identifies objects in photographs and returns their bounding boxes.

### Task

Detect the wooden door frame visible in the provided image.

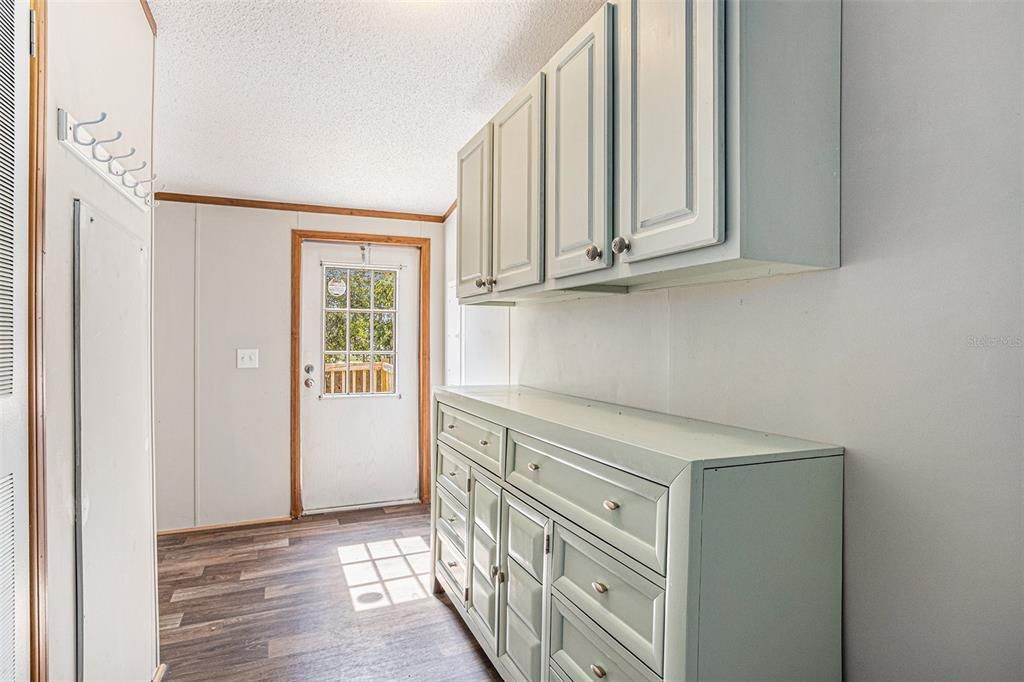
[290,229,431,518]
[28,0,49,678]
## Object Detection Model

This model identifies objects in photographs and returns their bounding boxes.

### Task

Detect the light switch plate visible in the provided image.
[236,348,259,369]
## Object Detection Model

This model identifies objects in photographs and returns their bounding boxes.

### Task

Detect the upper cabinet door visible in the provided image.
[457,124,494,299]
[492,73,545,293]
[546,4,613,279]
[617,0,722,263]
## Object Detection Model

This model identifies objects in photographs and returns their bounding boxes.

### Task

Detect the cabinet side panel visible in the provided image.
[732,0,841,267]
[697,456,842,681]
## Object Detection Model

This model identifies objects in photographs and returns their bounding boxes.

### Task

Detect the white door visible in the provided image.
[299,241,420,511]
[1,2,29,678]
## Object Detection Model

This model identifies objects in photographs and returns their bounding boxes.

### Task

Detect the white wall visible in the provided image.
[43,1,158,679]
[460,1,1024,679]
[154,204,445,530]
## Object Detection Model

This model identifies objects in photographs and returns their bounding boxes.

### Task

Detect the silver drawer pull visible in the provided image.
[591,581,608,594]
[490,565,499,579]
[603,499,620,511]
[590,664,606,679]
[527,462,540,471]
[479,439,489,446]
[447,516,456,523]
[447,423,456,429]
[447,561,457,568]
[447,471,458,477]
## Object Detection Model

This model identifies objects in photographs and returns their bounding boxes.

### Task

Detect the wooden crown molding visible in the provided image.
[139,0,157,36]
[442,199,456,222]
[154,192,446,224]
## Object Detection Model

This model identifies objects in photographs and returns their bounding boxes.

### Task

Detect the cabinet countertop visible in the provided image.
[434,385,843,484]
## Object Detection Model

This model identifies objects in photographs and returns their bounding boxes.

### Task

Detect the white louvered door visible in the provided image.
[0,0,29,679]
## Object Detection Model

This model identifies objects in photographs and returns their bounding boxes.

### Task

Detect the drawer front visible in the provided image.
[436,487,468,554]
[550,596,657,682]
[438,403,504,475]
[436,531,467,599]
[552,526,665,673]
[505,607,543,682]
[473,473,501,542]
[506,431,668,572]
[505,496,547,581]
[436,443,471,506]
[506,558,543,634]
[549,664,568,682]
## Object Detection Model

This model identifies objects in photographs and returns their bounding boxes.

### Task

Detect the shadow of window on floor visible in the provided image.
[336,535,431,611]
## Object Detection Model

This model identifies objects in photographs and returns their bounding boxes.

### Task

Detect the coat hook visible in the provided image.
[124,172,156,190]
[111,159,146,178]
[72,112,107,145]
[90,131,124,162]
[106,147,136,173]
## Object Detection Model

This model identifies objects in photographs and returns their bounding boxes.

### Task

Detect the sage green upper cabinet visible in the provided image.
[492,74,545,293]
[456,124,493,299]
[545,4,613,279]
[615,0,721,263]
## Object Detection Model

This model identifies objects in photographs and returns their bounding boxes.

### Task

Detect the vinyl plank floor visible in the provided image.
[158,504,499,681]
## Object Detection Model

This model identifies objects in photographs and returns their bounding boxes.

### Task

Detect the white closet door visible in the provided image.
[456,124,493,299]
[545,4,612,279]
[492,72,544,292]
[617,0,722,262]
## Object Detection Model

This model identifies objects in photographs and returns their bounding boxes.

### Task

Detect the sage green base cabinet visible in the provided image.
[454,0,841,304]
[430,386,844,682]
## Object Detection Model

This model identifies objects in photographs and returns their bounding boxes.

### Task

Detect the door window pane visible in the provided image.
[320,264,400,395]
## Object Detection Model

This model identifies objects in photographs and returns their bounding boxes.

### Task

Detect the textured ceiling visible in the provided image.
[151,0,604,215]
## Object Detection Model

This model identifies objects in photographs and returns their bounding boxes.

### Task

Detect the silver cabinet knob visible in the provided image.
[479,439,489,447]
[490,565,499,579]
[485,276,497,286]
[447,516,456,523]
[447,561,457,568]
[527,462,540,472]
[603,499,620,511]
[590,664,606,679]
[448,471,458,477]
[447,423,456,429]
[591,581,608,594]
[475,277,485,288]
[584,244,602,261]
[303,377,315,388]
[611,236,631,254]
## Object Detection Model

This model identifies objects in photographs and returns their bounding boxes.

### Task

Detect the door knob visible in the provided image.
[303,378,314,388]
[611,236,631,254]
[584,244,602,261]
[303,363,315,375]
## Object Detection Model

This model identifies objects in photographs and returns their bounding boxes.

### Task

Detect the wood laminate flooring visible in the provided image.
[157,504,499,681]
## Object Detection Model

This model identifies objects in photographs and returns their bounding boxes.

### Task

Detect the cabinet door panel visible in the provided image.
[493,73,545,292]
[457,123,493,298]
[546,4,613,279]
[617,0,721,262]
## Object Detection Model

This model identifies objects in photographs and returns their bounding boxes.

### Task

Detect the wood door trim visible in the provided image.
[156,192,446,225]
[139,0,157,35]
[28,0,48,678]
[290,230,432,518]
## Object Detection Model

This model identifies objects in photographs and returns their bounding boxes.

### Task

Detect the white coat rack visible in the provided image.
[57,108,155,211]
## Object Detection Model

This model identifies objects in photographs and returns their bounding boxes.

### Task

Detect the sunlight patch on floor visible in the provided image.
[337,535,432,611]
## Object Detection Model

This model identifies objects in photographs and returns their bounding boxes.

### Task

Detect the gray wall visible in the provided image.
[154,203,446,530]
[476,1,1022,678]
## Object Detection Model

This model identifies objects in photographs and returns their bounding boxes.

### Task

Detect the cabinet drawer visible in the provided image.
[506,558,543,633]
[436,531,467,599]
[506,431,668,572]
[436,487,468,554]
[550,595,657,682]
[505,607,543,682]
[473,473,501,542]
[505,496,547,581]
[551,526,665,673]
[438,403,505,475]
[436,443,471,507]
